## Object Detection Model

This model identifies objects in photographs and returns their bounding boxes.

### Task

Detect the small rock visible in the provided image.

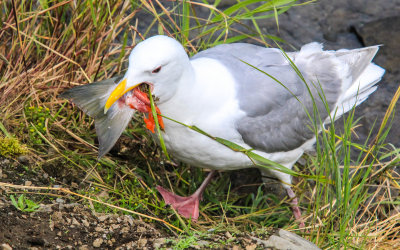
[43,173,49,179]
[232,246,240,250]
[52,211,63,222]
[65,218,71,224]
[251,230,320,250]
[93,238,103,248]
[1,243,12,250]
[137,238,147,248]
[197,240,209,247]
[38,204,52,213]
[72,218,80,226]
[0,199,5,208]
[225,231,233,238]
[95,226,104,232]
[81,219,90,228]
[107,240,113,246]
[60,203,79,209]
[153,238,165,248]
[49,220,55,231]
[56,198,65,204]
[245,244,257,250]
[79,245,90,250]
[18,155,29,164]
[97,215,109,222]
[123,215,134,226]
[24,180,32,186]
[122,242,134,249]
[108,214,118,223]
[120,227,130,234]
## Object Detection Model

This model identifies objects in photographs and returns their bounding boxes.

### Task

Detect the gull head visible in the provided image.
[104,35,190,113]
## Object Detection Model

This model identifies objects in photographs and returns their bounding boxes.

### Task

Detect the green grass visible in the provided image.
[10,194,40,213]
[1,0,400,249]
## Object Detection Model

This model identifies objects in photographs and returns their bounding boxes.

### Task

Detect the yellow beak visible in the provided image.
[104,78,140,114]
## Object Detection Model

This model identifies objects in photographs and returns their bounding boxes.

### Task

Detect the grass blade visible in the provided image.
[148,88,170,160]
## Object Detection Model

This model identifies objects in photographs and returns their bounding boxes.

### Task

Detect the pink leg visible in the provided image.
[157,170,216,220]
[286,187,305,228]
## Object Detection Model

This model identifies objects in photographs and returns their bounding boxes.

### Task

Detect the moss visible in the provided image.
[0,137,28,158]
[25,105,52,145]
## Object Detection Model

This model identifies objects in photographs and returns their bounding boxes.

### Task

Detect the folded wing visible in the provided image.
[196,43,384,153]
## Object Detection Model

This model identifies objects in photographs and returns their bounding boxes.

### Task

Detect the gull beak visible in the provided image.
[104,78,140,114]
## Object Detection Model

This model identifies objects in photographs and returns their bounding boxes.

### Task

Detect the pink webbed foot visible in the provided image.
[157,171,216,221]
[157,186,200,220]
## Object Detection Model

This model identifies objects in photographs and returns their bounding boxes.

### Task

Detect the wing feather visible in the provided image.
[60,76,135,158]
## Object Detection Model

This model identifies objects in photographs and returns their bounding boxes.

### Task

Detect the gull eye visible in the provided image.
[152,66,161,74]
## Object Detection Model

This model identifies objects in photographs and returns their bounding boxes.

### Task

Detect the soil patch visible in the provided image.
[0,200,165,249]
[0,200,318,249]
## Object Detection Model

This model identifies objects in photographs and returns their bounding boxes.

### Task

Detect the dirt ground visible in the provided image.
[0,157,302,249]
[0,201,277,249]
[0,201,165,249]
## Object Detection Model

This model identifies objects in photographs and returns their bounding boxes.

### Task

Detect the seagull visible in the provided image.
[61,35,385,224]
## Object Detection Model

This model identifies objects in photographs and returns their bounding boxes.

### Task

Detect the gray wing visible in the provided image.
[193,43,343,153]
[60,76,135,158]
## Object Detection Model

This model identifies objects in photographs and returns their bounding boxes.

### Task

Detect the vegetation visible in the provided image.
[1,0,399,248]
[0,136,28,158]
[10,194,40,213]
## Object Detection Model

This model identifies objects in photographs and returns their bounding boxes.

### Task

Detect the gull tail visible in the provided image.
[59,76,135,158]
[334,46,385,119]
